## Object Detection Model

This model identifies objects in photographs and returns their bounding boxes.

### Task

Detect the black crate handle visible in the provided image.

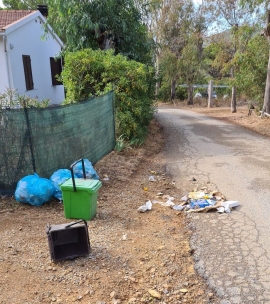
[70,158,86,192]
[65,219,87,229]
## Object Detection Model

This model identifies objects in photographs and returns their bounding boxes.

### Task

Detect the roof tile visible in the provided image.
[0,10,35,31]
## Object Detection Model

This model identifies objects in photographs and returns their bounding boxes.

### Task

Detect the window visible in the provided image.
[22,55,34,90]
[50,57,63,85]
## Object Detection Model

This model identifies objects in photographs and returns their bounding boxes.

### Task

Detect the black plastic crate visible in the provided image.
[46,220,90,261]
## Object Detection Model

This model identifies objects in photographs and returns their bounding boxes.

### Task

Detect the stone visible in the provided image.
[180,289,188,293]
[110,291,116,298]
[148,289,161,299]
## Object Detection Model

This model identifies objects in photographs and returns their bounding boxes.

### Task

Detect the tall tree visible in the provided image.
[46,0,153,64]
[234,31,269,102]
[178,34,203,105]
[147,0,196,101]
[204,0,254,112]
[240,0,270,112]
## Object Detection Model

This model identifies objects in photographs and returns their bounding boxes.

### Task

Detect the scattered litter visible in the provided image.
[173,205,185,211]
[102,174,109,181]
[165,197,175,206]
[137,200,152,213]
[122,234,127,240]
[157,192,163,197]
[149,175,156,182]
[181,195,188,202]
[144,187,148,191]
[188,191,206,200]
[150,171,156,174]
[137,205,148,213]
[175,186,239,213]
[162,194,174,200]
[221,201,239,208]
[145,200,152,210]
[217,207,225,213]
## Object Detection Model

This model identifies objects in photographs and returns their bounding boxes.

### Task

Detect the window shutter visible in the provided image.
[22,55,34,90]
[50,57,63,86]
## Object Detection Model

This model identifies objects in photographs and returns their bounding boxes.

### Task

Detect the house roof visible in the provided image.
[0,10,36,32]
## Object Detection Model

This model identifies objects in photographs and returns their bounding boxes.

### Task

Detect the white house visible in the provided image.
[0,9,65,105]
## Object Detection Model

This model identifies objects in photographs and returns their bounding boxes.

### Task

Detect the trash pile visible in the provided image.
[179,188,239,213]
[137,182,239,214]
[14,158,99,206]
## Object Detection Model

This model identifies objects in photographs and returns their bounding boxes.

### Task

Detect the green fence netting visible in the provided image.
[0,91,115,195]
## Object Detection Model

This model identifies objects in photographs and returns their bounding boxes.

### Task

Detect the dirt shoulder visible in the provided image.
[0,119,215,304]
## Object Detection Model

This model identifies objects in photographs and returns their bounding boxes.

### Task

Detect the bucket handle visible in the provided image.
[70,158,86,192]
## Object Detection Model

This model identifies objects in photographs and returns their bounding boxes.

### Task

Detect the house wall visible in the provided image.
[0,36,10,92]
[3,14,65,105]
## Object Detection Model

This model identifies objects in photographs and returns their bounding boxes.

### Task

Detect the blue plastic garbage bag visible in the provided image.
[14,173,55,206]
[50,169,72,200]
[72,158,99,180]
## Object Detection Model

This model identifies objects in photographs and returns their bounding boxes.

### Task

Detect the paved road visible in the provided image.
[155,107,270,304]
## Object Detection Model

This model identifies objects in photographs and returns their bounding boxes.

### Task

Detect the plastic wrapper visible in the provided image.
[50,169,72,200]
[72,158,99,180]
[14,173,55,206]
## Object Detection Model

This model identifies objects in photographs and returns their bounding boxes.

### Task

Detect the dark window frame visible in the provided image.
[22,55,34,91]
[50,57,63,86]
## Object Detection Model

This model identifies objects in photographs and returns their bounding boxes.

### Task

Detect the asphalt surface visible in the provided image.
[156,107,270,304]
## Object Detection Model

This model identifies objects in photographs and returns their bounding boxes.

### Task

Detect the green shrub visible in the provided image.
[157,83,171,101]
[176,86,188,100]
[61,49,155,142]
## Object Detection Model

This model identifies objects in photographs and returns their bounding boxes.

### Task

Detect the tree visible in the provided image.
[204,0,254,112]
[3,0,44,9]
[148,0,201,102]
[234,32,269,102]
[46,0,153,64]
[178,34,203,105]
[239,0,270,113]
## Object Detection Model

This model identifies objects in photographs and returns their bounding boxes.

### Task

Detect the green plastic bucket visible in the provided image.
[61,159,102,220]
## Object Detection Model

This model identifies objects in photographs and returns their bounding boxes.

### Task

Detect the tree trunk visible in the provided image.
[230,66,236,113]
[187,84,193,105]
[231,86,237,113]
[170,79,176,104]
[263,49,270,113]
[155,53,161,97]
[208,80,213,108]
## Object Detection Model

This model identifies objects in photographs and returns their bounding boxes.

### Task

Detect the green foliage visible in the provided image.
[3,0,44,9]
[157,83,188,101]
[61,49,155,142]
[176,86,188,100]
[46,0,153,64]
[0,88,50,109]
[234,34,269,102]
[157,82,171,101]
[178,34,203,84]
